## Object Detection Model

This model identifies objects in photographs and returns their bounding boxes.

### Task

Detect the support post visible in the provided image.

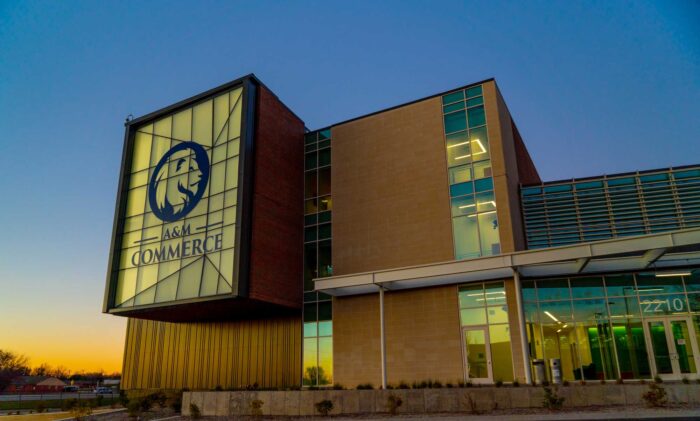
[513,269,532,385]
[379,286,387,389]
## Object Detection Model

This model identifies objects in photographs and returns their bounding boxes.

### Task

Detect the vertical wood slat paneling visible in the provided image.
[121,316,301,390]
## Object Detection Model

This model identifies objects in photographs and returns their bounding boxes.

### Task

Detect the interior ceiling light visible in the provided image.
[471,139,487,155]
[544,311,559,323]
[467,291,505,297]
[447,141,470,149]
[655,272,690,277]
[468,210,497,217]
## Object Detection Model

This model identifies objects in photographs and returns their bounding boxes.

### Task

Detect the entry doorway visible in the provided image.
[462,326,493,384]
[643,316,699,381]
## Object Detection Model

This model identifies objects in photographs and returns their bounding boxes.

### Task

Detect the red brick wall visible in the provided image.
[512,122,541,185]
[248,85,305,309]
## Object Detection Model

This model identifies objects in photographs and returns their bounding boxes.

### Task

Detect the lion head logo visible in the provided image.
[148,141,210,222]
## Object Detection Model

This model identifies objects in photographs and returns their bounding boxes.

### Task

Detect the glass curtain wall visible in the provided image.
[442,85,500,260]
[523,269,700,381]
[303,128,333,387]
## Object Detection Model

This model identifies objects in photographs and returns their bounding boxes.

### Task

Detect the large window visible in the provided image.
[442,85,500,260]
[522,270,700,381]
[303,128,333,387]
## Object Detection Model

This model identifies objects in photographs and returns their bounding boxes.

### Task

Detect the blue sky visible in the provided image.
[0,0,698,371]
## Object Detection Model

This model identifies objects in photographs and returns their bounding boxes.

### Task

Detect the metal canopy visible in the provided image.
[314,227,700,296]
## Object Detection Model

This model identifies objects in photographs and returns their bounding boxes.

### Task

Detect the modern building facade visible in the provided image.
[105,74,700,391]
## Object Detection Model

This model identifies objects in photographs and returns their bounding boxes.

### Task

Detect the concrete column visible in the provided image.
[513,269,532,384]
[379,286,387,389]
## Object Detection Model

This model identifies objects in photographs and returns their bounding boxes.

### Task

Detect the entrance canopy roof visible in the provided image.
[314,227,700,296]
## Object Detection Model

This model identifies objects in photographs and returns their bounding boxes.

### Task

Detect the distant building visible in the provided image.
[6,376,67,393]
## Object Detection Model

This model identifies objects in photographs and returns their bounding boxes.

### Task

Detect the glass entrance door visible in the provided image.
[462,327,492,383]
[644,317,699,380]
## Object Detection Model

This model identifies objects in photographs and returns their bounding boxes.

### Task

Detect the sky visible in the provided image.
[0,1,698,374]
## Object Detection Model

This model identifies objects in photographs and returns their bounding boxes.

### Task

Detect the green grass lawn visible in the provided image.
[0,397,118,410]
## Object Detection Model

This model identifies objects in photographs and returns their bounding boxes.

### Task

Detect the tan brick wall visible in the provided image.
[384,286,463,384]
[483,81,538,252]
[333,286,463,387]
[482,81,518,253]
[333,294,382,387]
[333,282,528,386]
[331,97,453,275]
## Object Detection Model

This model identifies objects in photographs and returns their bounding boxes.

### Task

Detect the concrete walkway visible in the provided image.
[322,406,700,420]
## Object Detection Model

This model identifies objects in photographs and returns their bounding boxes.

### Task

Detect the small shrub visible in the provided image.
[541,380,550,387]
[446,382,454,388]
[214,385,223,391]
[96,394,104,407]
[562,380,569,387]
[250,399,264,417]
[333,383,344,390]
[579,380,587,386]
[398,381,409,389]
[640,379,646,385]
[190,402,202,419]
[315,399,333,416]
[71,402,93,421]
[62,398,79,411]
[119,390,129,406]
[127,400,142,418]
[642,383,667,407]
[169,391,183,412]
[542,386,565,410]
[465,381,473,388]
[696,378,700,385]
[432,380,442,388]
[387,394,403,415]
[457,380,466,388]
[356,383,374,390]
[139,397,152,412]
[36,403,46,413]
[495,379,503,388]
[386,384,395,390]
[682,377,690,384]
[600,379,606,385]
[512,379,520,387]
[654,376,663,384]
[616,378,624,385]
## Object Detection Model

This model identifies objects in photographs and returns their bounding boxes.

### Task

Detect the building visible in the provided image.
[104,74,700,391]
[5,376,67,393]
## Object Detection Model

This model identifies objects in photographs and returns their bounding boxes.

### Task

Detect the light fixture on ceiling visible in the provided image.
[544,311,559,323]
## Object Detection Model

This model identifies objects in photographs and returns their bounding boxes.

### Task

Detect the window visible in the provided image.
[303,128,334,387]
[442,84,500,260]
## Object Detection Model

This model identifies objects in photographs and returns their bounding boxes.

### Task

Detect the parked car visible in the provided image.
[94,387,113,394]
[63,385,79,392]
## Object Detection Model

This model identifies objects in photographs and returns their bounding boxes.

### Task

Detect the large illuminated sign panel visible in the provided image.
[107,85,246,310]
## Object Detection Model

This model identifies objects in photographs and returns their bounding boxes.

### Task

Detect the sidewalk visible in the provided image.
[323,406,700,420]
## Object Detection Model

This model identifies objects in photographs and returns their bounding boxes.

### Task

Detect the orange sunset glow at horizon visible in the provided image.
[1,307,126,374]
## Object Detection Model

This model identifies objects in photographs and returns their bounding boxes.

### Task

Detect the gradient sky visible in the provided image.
[0,1,698,374]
